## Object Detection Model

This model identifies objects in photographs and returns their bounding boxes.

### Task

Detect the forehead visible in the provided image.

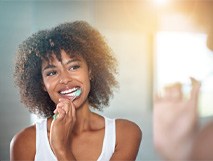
[42,51,85,65]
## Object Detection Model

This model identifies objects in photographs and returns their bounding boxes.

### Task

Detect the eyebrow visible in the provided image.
[42,58,81,72]
[64,58,81,66]
[42,64,56,72]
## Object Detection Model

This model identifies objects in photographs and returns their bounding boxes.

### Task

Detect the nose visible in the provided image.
[59,71,72,84]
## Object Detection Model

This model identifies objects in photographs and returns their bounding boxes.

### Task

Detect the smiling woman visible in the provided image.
[10,21,142,161]
[41,52,91,110]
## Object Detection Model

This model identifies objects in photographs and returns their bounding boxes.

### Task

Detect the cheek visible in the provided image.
[42,78,53,92]
[83,80,91,100]
[43,81,57,102]
[82,74,91,94]
[85,73,91,86]
[86,79,91,92]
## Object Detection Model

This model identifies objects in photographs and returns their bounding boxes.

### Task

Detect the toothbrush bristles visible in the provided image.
[71,88,82,102]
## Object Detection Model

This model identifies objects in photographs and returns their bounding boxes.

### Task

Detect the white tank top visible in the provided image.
[34,116,116,161]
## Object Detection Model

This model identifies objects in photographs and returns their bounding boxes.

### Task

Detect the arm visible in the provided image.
[50,98,77,161]
[10,126,36,161]
[110,119,142,161]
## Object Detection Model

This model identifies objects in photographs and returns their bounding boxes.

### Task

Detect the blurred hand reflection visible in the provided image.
[153,78,201,160]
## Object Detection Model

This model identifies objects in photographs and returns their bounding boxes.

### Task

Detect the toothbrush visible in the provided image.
[71,88,82,101]
[53,88,82,120]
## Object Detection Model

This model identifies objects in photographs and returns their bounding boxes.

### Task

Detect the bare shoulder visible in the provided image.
[110,119,142,160]
[116,119,142,140]
[10,125,36,160]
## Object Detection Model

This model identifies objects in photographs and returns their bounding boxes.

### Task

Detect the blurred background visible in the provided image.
[0,0,213,160]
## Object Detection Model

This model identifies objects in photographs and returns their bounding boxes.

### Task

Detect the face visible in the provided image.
[41,50,91,108]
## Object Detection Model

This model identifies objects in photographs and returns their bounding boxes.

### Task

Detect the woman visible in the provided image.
[10,21,142,161]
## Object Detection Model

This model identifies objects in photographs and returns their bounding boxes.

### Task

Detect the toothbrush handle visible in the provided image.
[71,96,77,102]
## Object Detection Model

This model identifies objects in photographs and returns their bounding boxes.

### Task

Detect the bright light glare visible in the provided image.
[154,0,168,5]
[155,31,213,117]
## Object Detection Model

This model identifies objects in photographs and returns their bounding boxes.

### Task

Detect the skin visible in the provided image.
[153,78,201,160]
[154,77,213,160]
[10,50,142,161]
[189,121,213,160]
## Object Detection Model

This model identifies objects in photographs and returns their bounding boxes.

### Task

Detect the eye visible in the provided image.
[46,70,57,76]
[69,64,80,71]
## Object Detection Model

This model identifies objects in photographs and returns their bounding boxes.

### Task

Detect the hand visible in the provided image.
[50,98,76,158]
[153,78,201,160]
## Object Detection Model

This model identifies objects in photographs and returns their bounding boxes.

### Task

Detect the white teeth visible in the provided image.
[66,92,77,97]
[60,87,78,95]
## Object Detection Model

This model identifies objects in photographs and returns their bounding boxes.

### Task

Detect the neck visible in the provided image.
[72,103,93,134]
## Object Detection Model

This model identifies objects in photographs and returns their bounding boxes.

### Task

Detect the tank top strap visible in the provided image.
[104,116,116,153]
[97,116,116,161]
[35,119,57,161]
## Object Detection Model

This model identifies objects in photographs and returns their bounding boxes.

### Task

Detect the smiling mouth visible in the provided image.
[59,87,82,98]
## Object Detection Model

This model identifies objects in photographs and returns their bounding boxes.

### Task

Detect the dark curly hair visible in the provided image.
[14,21,118,117]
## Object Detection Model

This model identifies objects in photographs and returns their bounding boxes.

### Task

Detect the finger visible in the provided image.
[53,108,66,121]
[188,78,201,121]
[55,108,66,120]
[53,108,58,114]
[190,77,201,103]
[71,101,76,120]
[163,82,183,101]
[53,104,63,120]
[53,101,64,112]
[58,99,75,120]
[59,97,70,102]
[64,101,75,121]
[58,99,71,114]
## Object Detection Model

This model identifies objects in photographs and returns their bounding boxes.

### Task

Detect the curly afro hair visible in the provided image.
[14,21,119,117]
